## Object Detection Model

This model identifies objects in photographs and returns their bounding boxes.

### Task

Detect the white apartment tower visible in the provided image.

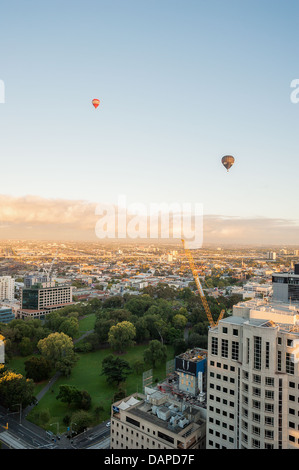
[207,298,299,449]
[0,276,15,301]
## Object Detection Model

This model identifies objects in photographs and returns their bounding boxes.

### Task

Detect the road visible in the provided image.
[0,407,111,449]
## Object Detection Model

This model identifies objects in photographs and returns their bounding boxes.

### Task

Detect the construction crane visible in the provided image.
[41,250,59,282]
[181,239,225,328]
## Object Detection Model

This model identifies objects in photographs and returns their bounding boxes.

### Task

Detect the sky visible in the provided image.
[0,0,299,243]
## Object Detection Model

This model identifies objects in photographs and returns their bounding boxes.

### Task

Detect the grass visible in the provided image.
[25,343,174,433]
[75,313,96,338]
[6,313,174,433]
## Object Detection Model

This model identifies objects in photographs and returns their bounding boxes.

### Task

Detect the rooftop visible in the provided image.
[114,391,204,438]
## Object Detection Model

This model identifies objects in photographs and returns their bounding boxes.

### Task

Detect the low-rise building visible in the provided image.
[110,391,205,450]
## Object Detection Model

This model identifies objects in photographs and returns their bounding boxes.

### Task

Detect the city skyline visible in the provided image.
[0,1,299,244]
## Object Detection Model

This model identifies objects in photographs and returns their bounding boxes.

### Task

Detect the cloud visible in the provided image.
[0,194,299,244]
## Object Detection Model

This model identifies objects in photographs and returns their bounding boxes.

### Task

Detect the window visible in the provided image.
[211,337,218,355]
[253,400,261,410]
[222,339,228,358]
[254,336,262,370]
[246,338,250,364]
[252,439,260,449]
[265,430,274,440]
[253,387,261,397]
[277,350,282,371]
[252,413,260,423]
[265,403,274,413]
[265,390,274,400]
[265,416,274,426]
[233,329,238,336]
[286,352,295,375]
[253,374,261,384]
[232,341,239,361]
[265,342,270,369]
[125,417,140,428]
[157,432,174,444]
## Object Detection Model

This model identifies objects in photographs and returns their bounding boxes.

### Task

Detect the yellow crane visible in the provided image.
[182,239,225,328]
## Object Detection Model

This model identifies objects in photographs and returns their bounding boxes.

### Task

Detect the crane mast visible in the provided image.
[182,239,225,328]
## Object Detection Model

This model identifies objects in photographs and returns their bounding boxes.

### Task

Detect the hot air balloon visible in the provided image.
[221,155,235,172]
[92,99,100,109]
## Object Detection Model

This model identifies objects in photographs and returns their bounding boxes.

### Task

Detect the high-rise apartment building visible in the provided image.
[0,276,15,301]
[206,297,299,449]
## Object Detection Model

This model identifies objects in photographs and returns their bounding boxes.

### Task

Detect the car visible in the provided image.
[106,421,111,427]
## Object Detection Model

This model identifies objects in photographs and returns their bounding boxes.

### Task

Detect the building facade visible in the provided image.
[272,269,299,303]
[0,276,15,301]
[0,307,15,323]
[206,298,299,449]
[18,283,73,320]
[110,391,206,450]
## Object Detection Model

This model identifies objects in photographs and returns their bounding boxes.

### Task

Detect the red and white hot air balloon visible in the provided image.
[92,99,100,109]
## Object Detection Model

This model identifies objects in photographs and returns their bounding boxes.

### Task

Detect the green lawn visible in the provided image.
[76,313,96,338]
[25,343,174,433]
[6,313,174,433]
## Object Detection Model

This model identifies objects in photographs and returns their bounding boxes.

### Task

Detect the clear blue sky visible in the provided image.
[0,0,299,221]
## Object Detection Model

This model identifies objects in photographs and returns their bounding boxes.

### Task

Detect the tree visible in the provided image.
[101,355,132,386]
[172,314,188,330]
[19,337,34,356]
[108,321,136,354]
[132,359,145,375]
[56,385,79,407]
[37,332,77,376]
[143,340,167,368]
[56,384,91,410]
[59,317,79,338]
[102,295,124,309]
[0,367,36,409]
[71,410,93,434]
[173,338,188,356]
[25,356,52,382]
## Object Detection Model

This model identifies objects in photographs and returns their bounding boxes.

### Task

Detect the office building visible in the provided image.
[206,297,299,449]
[0,276,15,301]
[0,307,15,323]
[272,264,299,302]
[18,283,73,320]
